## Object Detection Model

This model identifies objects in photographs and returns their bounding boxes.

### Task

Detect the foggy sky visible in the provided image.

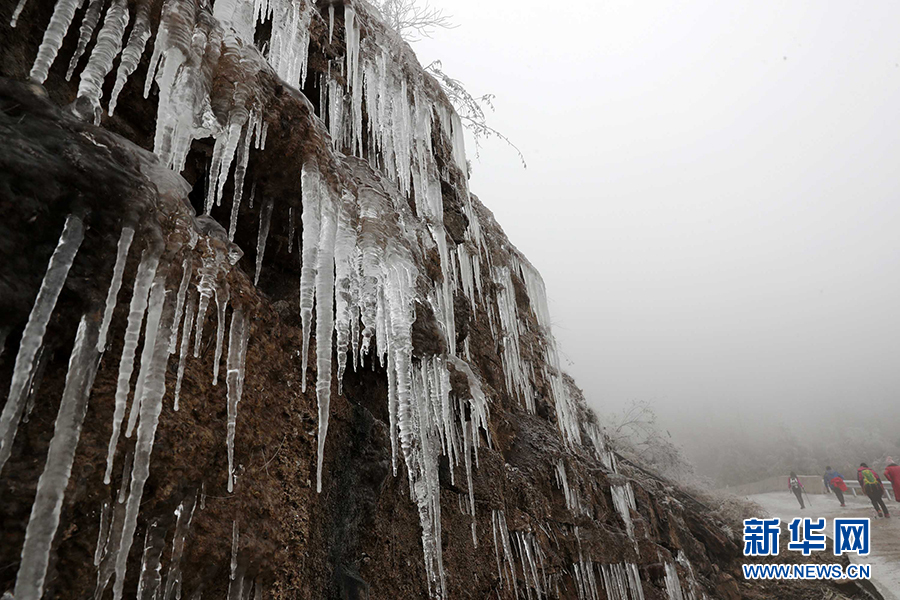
[414,0,900,440]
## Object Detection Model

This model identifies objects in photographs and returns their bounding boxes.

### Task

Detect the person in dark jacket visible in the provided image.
[884,457,900,503]
[858,463,890,518]
[788,471,805,509]
[823,466,847,507]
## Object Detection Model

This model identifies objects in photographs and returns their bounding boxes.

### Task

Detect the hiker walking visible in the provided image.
[788,471,805,509]
[823,466,847,507]
[884,457,900,503]
[858,463,890,518]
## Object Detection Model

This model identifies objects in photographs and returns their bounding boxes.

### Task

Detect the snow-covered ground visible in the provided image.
[748,491,900,600]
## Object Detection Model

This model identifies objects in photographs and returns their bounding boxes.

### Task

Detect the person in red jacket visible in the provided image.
[884,457,900,503]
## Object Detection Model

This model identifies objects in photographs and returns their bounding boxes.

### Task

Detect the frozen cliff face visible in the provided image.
[0,3,874,600]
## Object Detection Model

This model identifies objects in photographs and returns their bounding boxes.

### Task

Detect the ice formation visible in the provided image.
[226,309,251,492]
[0,214,84,475]
[664,562,686,600]
[13,316,100,600]
[599,563,646,600]
[0,0,685,597]
[611,482,638,541]
[98,227,136,352]
[104,248,159,484]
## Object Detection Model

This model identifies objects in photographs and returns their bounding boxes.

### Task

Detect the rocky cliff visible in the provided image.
[0,1,883,599]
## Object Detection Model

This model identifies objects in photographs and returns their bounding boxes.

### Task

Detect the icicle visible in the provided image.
[611,483,637,541]
[225,308,249,492]
[212,286,229,385]
[333,192,357,393]
[287,207,295,255]
[136,521,166,600]
[98,227,135,351]
[314,182,338,493]
[328,3,334,43]
[230,521,239,579]
[461,415,476,546]
[112,290,175,600]
[10,0,29,26]
[74,0,129,122]
[108,0,151,115]
[229,123,254,241]
[167,257,193,355]
[66,0,105,80]
[29,0,86,83]
[299,163,322,392]
[254,199,273,286]
[162,493,197,600]
[95,451,132,600]
[93,501,111,567]
[126,275,167,438]
[174,292,195,410]
[0,215,84,475]
[664,563,685,600]
[14,316,100,600]
[104,248,159,483]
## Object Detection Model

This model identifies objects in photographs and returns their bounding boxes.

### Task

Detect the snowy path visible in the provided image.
[748,491,900,600]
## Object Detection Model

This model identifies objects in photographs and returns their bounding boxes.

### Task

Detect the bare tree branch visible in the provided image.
[426,61,526,167]
[372,0,457,42]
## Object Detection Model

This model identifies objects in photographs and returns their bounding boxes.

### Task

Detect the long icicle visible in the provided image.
[103,248,159,484]
[112,290,175,600]
[173,291,195,411]
[225,308,249,492]
[97,226,135,351]
[29,0,87,83]
[314,185,338,493]
[0,215,84,475]
[125,273,167,438]
[14,316,100,600]
[299,163,321,392]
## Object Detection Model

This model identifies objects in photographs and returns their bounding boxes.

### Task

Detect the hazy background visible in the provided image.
[413,0,900,479]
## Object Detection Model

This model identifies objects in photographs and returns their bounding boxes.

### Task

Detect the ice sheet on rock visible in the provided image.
[230,521,239,579]
[14,316,100,600]
[136,520,166,600]
[664,562,685,600]
[0,214,84,476]
[555,459,584,516]
[93,501,111,568]
[611,482,637,541]
[162,492,197,600]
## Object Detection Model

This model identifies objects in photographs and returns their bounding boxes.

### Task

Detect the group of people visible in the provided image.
[786,458,900,519]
